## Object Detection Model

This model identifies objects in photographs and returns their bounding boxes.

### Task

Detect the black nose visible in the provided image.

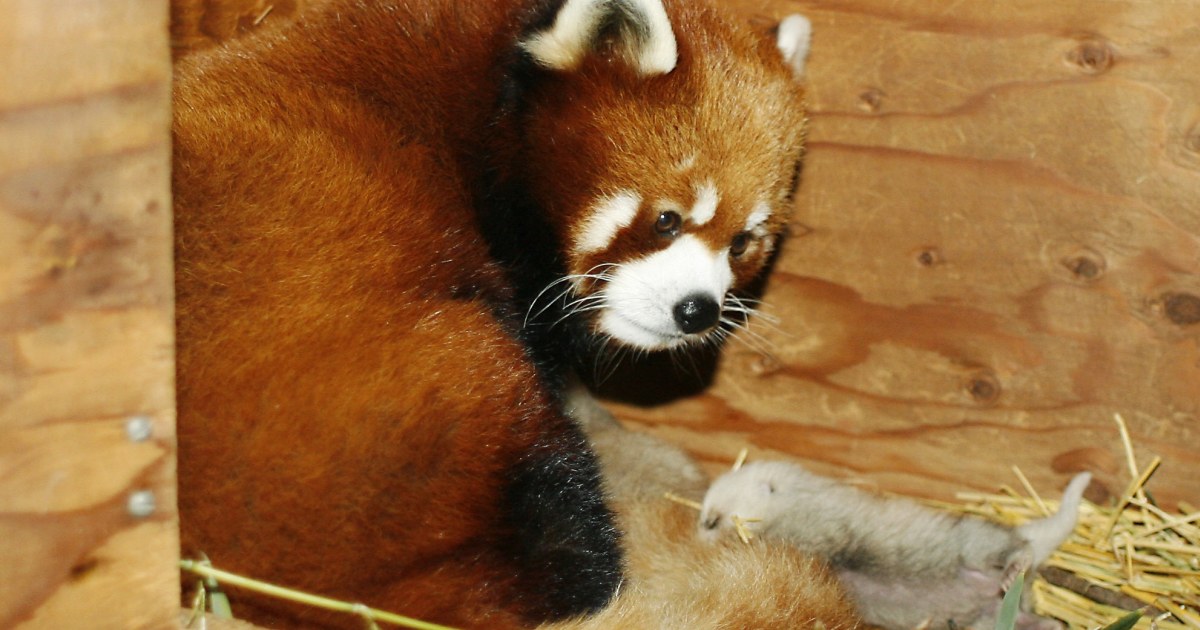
[672,293,720,334]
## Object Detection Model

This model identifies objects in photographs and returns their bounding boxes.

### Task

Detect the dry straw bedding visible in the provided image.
[183,415,1199,630]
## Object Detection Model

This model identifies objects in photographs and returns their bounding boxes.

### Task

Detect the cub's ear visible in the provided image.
[775,14,812,78]
[521,0,678,76]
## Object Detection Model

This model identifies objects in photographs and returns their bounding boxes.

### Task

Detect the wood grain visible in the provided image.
[605,0,1200,509]
[0,0,177,628]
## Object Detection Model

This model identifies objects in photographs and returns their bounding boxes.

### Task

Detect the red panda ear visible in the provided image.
[775,14,812,78]
[521,0,678,76]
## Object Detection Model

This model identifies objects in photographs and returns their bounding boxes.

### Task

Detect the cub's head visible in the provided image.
[697,460,800,542]
[514,0,810,352]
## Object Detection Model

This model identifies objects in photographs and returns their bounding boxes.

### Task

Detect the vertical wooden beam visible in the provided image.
[0,0,177,627]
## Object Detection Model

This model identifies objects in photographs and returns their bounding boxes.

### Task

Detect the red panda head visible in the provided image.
[516,0,810,352]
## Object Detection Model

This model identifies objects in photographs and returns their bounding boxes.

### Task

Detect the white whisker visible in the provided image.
[524,263,620,328]
[719,319,774,357]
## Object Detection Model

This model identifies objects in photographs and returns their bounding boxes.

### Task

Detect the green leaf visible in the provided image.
[1099,609,1143,630]
[994,571,1025,630]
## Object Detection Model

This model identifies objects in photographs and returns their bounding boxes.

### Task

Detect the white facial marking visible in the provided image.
[745,200,772,235]
[574,191,641,257]
[521,0,678,76]
[599,235,733,350]
[690,181,719,226]
[776,14,813,77]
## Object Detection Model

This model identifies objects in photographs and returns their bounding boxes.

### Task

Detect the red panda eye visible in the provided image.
[730,232,751,257]
[655,211,682,237]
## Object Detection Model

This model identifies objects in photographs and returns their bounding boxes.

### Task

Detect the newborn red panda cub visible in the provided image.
[173,0,810,627]
[700,462,1093,630]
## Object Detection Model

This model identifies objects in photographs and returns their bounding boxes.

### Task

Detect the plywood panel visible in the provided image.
[606,0,1200,509]
[0,0,177,627]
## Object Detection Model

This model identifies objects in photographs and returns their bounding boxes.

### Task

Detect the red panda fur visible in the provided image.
[544,394,861,629]
[173,0,809,628]
[542,500,862,630]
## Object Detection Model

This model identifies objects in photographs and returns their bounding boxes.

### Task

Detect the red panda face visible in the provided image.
[518,0,810,351]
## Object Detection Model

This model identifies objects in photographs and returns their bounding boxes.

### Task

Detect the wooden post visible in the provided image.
[610,0,1200,508]
[0,0,178,627]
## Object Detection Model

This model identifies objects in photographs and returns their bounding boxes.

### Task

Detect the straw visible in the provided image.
[178,560,459,630]
[947,414,1197,630]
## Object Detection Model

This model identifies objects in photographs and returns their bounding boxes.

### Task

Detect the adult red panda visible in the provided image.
[172,0,811,627]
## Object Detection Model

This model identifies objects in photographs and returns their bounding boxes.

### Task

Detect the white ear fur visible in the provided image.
[776,14,812,77]
[521,0,678,76]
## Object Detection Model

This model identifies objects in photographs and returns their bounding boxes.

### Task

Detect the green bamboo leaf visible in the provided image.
[1098,609,1143,630]
[994,571,1025,630]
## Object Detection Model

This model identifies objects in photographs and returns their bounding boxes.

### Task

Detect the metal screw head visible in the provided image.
[127,490,156,518]
[124,415,153,442]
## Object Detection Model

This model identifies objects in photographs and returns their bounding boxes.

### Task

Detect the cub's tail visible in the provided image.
[1016,472,1093,566]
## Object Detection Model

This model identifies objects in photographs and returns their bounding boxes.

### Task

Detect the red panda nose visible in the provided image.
[673,294,721,334]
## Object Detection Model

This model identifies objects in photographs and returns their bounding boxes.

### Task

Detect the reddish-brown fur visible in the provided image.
[546,398,861,630]
[542,501,862,630]
[173,0,807,627]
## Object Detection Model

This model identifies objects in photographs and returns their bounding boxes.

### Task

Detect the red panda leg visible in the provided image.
[176,296,621,628]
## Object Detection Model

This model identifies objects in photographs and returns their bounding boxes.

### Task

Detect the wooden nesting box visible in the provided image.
[1,0,1197,627]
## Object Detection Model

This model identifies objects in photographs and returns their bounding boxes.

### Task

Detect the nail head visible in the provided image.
[124,415,153,442]
[127,490,156,518]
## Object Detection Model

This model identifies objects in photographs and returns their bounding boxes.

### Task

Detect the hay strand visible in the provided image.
[664,492,703,511]
[947,414,1198,630]
[179,560,459,630]
[731,514,761,544]
[1013,465,1051,517]
[732,447,749,472]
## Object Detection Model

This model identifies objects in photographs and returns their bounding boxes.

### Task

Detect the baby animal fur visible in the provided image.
[700,461,1092,630]
[545,399,861,630]
[543,500,861,630]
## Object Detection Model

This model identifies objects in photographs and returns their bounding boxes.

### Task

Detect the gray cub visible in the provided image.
[699,460,1091,630]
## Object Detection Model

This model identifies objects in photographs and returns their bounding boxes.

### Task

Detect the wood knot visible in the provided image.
[858,88,885,113]
[69,557,101,582]
[915,247,942,268]
[1059,249,1105,282]
[1066,38,1114,74]
[1161,292,1200,326]
[964,370,1001,405]
[1185,127,1200,154]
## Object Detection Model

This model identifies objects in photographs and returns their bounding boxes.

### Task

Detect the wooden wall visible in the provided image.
[0,0,178,627]
[0,0,1166,623]
[608,0,1200,509]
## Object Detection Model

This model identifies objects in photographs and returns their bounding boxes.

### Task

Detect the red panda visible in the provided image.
[172,0,811,628]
